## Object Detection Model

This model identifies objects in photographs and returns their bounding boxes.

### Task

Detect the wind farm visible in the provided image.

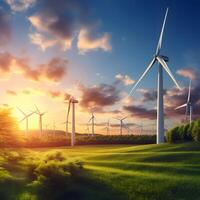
[0,1,200,200]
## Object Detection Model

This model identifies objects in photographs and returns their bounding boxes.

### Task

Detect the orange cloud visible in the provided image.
[6,90,17,96]
[0,52,68,83]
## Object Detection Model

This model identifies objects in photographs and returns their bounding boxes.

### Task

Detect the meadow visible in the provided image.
[0,142,200,200]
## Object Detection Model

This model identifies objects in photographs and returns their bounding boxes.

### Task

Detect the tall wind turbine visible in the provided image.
[129,8,181,144]
[114,116,128,135]
[175,80,192,124]
[17,107,34,136]
[34,105,46,137]
[88,112,95,136]
[66,96,78,146]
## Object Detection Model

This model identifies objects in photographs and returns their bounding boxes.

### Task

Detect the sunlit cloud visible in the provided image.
[28,0,111,53]
[115,73,135,86]
[29,32,57,51]
[6,90,17,96]
[176,68,197,80]
[77,28,111,54]
[5,0,36,12]
[0,52,68,83]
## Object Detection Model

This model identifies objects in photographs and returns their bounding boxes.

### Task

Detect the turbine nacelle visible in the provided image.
[156,55,169,62]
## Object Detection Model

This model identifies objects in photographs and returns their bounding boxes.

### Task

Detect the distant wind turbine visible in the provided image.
[34,105,46,137]
[101,119,110,135]
[175,80,192,124]
[128,8,181,144]
[114,116,128,135]
[66,96,78,146]
[88,112,96,136]
[106,119,110,135]
[17,107,34,136]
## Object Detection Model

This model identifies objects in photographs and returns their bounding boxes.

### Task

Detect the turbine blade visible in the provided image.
[27,112,35,118]
[175,103,187,110]
[17,107,25,116]
[122,116,128,120]
[129,57,156,96]
[34,104,40,114]
[19,117,26,123]
[156,57,181,90]
[88,117,92,123]
[156,8,169,55]
[187,80,191,103]
[66,100,71,123]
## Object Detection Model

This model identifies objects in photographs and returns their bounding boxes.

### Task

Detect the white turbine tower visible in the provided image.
[175,80,192,124]
[114,116,128,135]
[129,8,181,144]
[66,96,78,146]
[34,105,46,137]
[17,107,34,136]
[88,112,95,136]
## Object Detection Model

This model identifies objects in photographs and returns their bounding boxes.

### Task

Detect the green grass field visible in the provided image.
[0,142,200,200]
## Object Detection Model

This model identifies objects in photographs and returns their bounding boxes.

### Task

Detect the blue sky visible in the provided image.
[0,0,199,133]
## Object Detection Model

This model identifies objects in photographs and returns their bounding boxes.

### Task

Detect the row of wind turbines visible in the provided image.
[18,8,194,147]
[66,7,194,146]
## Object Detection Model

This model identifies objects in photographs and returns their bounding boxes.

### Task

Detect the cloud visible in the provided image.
[77,28,111,54]
[5,0,36,12]
[29,33,57,51]
[47,90,71,101]
[123,105,156,120]
[176,68,197,80]
[138,89,161,102]
[28,0,111,52]
[79,83,120,112]
[6,90,17,96]
[0,52,67,82]
[0,8,11,46]
[115,73,135,86]
[25,57,67,82]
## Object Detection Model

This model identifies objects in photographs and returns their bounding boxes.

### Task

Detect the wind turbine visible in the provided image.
[34,105,46,137]
[106,119,110,135]
[175,80,192,124]
[17,107,34,136]
[101,120,110,135]
[128,8,181,144]
[66,96,78,146]
[88,112,95,136]
[61,120,71,136]
[114,116,128,135]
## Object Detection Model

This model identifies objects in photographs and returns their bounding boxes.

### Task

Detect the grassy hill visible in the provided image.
[0,142,200,200]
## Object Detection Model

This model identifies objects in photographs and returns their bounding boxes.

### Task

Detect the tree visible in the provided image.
[0,108,22,147]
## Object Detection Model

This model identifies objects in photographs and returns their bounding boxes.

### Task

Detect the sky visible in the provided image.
[0,0,200,134]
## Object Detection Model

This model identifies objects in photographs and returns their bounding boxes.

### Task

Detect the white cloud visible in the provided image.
[77,28,111,54]
[176,68,197,80]
[115,73,135,85]
[5,0,36,12]
[29,33,57,51]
